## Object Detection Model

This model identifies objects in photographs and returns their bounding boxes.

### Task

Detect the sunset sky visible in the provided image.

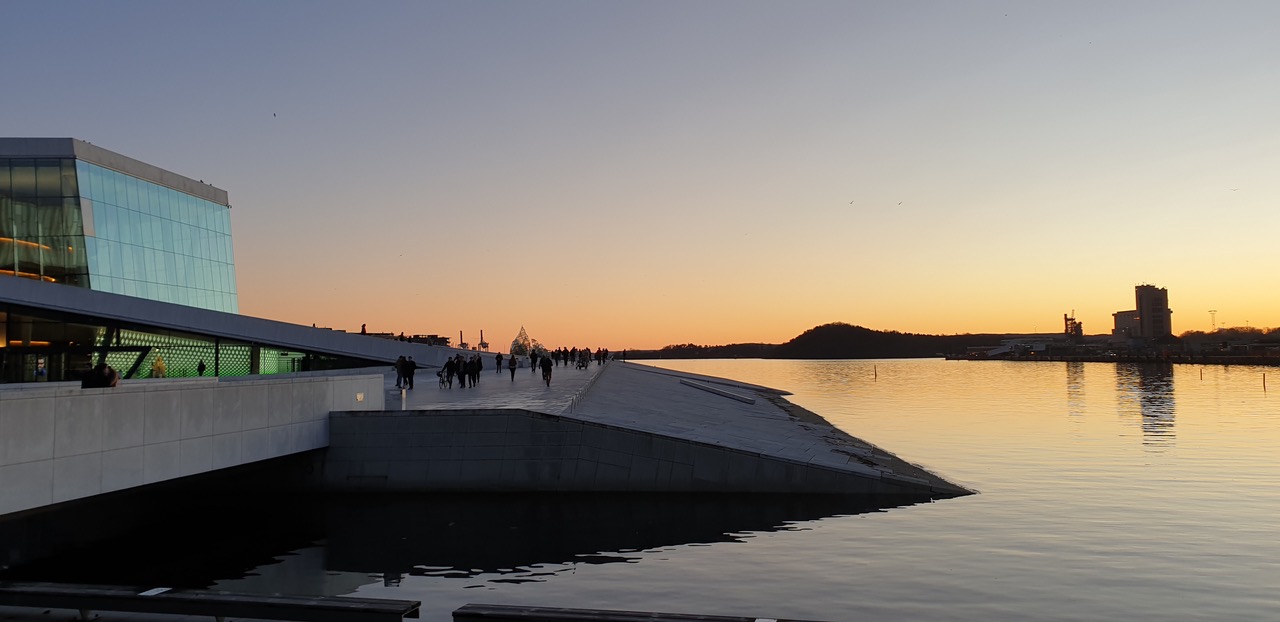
[7,2,1279,350]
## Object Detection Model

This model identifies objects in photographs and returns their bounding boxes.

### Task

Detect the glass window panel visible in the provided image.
[152,184,165,216]
[98,203,113,240]
[128,176,139,208]
[112,173,126,207]
[161,219,174,251]
[61,159,78,197]
[99,167,110,202]
[116,209,130,246]
[132,177,145,209]
[0,161,10,196]
[162,187,177,218]
[119,245,134,279]
[164,251,177,282]
[109,242,124,277]
[87,164,99,200]
[36,159,61,197]
[11,160,36,198]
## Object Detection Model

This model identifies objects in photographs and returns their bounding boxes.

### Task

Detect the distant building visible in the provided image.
[1112,284,1173,340]
[1135,284,1172,339]
[1112,310,1140,338]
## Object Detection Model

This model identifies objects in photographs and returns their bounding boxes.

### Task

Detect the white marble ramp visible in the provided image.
[330,361,970,496]
[573,363,969,494]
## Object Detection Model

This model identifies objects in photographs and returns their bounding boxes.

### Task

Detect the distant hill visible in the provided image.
[629,322,1014,360]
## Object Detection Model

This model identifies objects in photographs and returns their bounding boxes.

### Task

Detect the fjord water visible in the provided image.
[26,359,1277,621]
[233,359,1276,620]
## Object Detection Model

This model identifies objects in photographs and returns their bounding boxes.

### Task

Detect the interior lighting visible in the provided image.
[0,237,52,251]
[0,269,57,282]
[8,340,52,347]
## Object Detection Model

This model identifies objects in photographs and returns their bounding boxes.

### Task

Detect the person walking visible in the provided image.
[539,354,553,387]
[455,354,468,388]
[508,352,518,381]
[443,356,457,388]
[405,356,417,389]
[197,360,207,376]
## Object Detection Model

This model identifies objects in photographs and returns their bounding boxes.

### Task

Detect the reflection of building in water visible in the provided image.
[1114,363,1176,447]
[1065,361,1086,417]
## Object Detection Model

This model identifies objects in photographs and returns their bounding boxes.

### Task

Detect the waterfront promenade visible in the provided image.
[383,358,604,413]
[333,359,970,497]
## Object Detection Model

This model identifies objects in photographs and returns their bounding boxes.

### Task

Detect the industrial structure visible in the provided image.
[1112,284,1173,341]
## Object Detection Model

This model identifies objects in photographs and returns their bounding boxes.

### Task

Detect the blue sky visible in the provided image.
[7,1,1279,347]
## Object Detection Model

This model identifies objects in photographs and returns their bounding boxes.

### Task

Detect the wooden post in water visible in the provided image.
[1264,373,1267,393]
[874,364,878,381]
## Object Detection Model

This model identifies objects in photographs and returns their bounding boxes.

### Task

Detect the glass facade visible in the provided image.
[0,157,237,313]
[1,304,374,384]
[0,158,91,286]
[75,161,238,313]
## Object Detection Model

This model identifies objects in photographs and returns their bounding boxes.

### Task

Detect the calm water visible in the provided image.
[22,359,1280,620]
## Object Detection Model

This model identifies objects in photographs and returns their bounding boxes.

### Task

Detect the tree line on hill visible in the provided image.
[627,323,1013,360]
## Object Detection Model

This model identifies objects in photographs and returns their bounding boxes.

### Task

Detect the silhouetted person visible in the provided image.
[508,353,518,381]
[405,356,418,389]
[197,360,207,376]
[361,323,367,335]
[495,353,504,373]
[443,356,458,388]
[540,355,553,387]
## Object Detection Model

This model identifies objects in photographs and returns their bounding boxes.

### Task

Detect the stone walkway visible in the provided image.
[382,358,606,413]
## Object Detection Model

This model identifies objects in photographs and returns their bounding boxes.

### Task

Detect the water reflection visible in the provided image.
[317,493,925,581]
[3,492,931,595]
[1114,363,1176,448]
[1065,362,1086,418]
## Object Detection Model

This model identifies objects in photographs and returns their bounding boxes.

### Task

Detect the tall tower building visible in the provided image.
[1135,284,1172,339]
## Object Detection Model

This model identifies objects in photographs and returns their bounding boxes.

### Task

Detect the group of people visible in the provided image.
[441,353,484,388]
[536,347,612,368]
[393,355,419,389]
[394,345,621,392]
